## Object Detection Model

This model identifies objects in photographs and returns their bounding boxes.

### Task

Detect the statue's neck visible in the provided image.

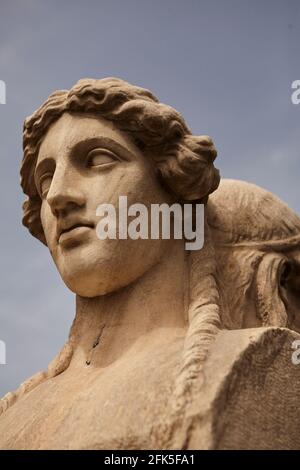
[70,240,188,369]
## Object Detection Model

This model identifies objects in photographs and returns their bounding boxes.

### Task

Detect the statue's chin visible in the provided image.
[60,266,142,297]
[62,275,120,298]
[54,238,166,297]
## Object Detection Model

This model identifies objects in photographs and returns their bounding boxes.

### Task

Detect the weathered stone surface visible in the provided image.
[1,78,300,449]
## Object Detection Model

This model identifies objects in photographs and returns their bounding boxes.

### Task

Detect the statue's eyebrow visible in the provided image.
[34,135,138,186]
[69,136,137,163]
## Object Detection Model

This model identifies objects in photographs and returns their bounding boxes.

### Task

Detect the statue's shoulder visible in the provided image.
[185,327,300,449]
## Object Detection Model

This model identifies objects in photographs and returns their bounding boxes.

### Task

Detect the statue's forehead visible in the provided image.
[37,112,139,164]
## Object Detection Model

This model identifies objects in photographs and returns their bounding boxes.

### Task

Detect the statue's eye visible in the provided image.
[87,148,119,168]
[39,173,53,198]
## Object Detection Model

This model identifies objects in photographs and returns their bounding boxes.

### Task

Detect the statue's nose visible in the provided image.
[46,167,85,216]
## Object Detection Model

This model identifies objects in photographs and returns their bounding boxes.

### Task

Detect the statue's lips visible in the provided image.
[58,223,94,246]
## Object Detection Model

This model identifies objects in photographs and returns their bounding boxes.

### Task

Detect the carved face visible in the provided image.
[36,113,172,297]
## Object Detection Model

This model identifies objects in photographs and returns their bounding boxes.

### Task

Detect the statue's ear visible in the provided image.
[279,258,300,332]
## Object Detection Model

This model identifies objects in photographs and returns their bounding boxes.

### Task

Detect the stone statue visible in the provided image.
[0,78,299,449]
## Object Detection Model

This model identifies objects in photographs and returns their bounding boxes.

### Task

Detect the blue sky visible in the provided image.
[0,0,299,396]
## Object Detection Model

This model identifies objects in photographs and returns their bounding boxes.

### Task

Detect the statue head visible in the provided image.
[208,179,300,332]
[21,77,220,297]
